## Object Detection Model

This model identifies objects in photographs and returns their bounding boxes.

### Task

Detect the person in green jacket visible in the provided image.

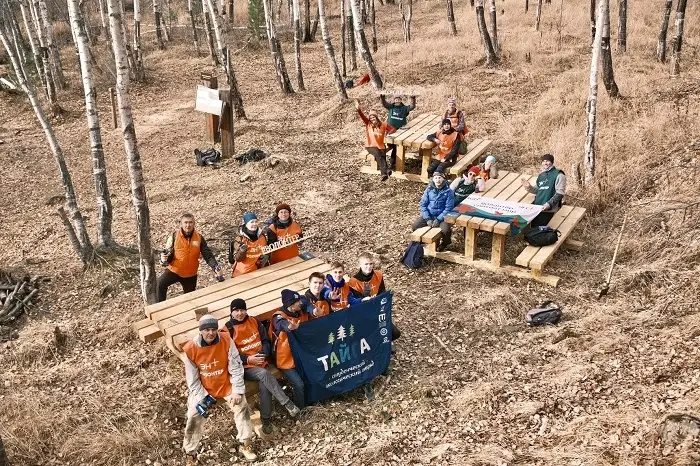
[520,154,567,228]
[380,94,417,170]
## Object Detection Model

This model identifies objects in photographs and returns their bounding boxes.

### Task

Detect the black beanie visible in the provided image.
[281,289,300,309]
[441,118,452,126]
[230,298,247,312]
[541,153,555,163]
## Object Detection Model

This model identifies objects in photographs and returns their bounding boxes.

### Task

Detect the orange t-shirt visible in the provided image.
[183,332,233,399]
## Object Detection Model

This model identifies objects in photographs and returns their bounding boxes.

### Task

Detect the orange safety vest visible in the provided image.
[269,311,309,369]
[365,121,392,150]
[233,233,267,277]
[167,230,202,278]
[305,291,331,319]
[348,271,383,298]
[324,279,351,311]
[435,130,460,161]
[230,317,267,369]
[182,332,233,399]
[443,110,466,135]
[268,221,302,265]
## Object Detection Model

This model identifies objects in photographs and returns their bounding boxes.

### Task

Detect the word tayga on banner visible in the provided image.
[452,194,542,235]
[287,292,393,404]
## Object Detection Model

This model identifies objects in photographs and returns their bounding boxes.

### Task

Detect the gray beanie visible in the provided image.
[199,314,219,331]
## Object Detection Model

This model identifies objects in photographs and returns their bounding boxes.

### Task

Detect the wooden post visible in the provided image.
[109,87,117,128]
[218,87,234,157]
[420,147,431,181]
[201,73,219,143]
[491,233,505,266]
[464,226,477,260]
[395,145,405,173]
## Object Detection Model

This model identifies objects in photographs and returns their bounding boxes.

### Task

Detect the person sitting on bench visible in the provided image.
[305,272,332,318]
[426,119,461,178]
[355,100,396,181]
[323,262,365,311]
[479,155,499,181]
[266,203,302,265]
[450,166,486,205]
[228,212,276,277]
[225,298,300,436]
[443,98,466,135]
[380,93,417,170]
[520,153,567,228]
[412,170,455,252]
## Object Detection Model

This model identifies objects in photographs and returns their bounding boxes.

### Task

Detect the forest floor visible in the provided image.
[1,0,700,464]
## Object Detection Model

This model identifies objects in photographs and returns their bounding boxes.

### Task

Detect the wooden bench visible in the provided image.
[410,226,443,253]
[447,139,493,177]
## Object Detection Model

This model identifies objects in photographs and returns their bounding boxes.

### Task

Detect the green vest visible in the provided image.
[386,104,411,130]
[454,180,477,204]
[533,168,560,206]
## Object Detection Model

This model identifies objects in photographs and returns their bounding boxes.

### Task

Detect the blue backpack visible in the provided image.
[401,241,424,269]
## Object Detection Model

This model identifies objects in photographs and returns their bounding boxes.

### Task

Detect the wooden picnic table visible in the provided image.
[358,113,492,183]
[411,170,586,286]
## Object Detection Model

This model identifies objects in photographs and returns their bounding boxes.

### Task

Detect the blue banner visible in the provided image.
[286,292,393,404]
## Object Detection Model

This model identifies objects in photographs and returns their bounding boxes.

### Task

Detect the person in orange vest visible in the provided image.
[182,314,257,464]
[323,262,366,311]
[157,213,224,303]
[443,98,466,135]
[304,271,332,319]
[225,298,300,436]
[426,119,462,179]
[355,100,396,181]
[228,212,275,277]
[270,289,311,409]
[266,203,303,265]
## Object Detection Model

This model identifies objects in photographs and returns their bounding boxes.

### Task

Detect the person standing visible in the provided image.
[157,213,223,303]
[520,153,567,228]
[228,213,276,277]
[426,119,461,179]
[181,314,257,464]
[380,94,416,170]
[355,100,396,181]
[267,203,303,265]
[412,171,456,252]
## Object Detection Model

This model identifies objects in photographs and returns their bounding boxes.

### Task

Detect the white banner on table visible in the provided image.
[451,194,542,235]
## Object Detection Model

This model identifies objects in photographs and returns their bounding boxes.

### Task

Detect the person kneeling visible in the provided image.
[182,315,257,464]
[412,171,455,252]
[226,298,300,436]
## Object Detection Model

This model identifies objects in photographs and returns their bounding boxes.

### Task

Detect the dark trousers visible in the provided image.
[244,367,290,423]
[156,269,197,303]
[281,368,305,409]
[391,323,401,340]
[530,211,555,229]
[367,146,390,177]
[427,158,456,178]
[387,144,397,169]
[412,216,452,243]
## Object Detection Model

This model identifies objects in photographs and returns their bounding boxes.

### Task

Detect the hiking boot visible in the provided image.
[391,342,397,354]
[437,237,452,252]
[363,383,375,402]
[239,441,258,462]
[262,422,273,436]
[185,453,197,466]
[284,401,301,417]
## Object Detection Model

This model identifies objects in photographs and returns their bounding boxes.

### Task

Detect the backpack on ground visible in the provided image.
[400,241,424,269]
[524,225,560,247]
[458,139,468,155]
[195,148,221,167]
[525,301,562,326]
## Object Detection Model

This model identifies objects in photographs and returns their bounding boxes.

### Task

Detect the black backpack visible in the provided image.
[524,226,560,247]
[401,241,424,269]
[525,301,562,326]
[195,148,221,167]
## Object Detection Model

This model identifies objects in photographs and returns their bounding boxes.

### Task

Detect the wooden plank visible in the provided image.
[395,145,405,173]
[493,222,511,235]
[407,124,440,149]
[480,170,510,194]
[133,317,155,331]
[482,172,520,199]
[444,212,460,224]
[491,233,506,267]
[149,258,325,321]
[400,117,440,146]
[386,114,434,144]
[515,206,575,268]
[447,139,486,175]
[422,228,443,244]
[155,264,331,331]
[506,174,538,203]
[145,256,307,316]
[464,226,477,260]
[480,219,498,232]
[529,207,586,271]
[494,175,525,201]
[138,324,162,343]
[410,226,431,242]
[420,148,431,181]
[455,215,473,227]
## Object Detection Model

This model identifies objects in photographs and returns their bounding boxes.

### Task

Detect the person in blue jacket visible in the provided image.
[411,170,455,252]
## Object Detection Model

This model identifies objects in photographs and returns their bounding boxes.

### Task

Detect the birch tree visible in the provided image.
[488,0,498,54]
[340,0,346,75]
[28,0,61,114]
[346,0,356,71]
[446,0,457,35]
[187,0,201,55]
[0,15,94,264]
[202,0,219,65]
[349,0,382,89]
[399,0,412,42]
[600,0,618,97]
[18,0,45,94]
[369,0,377,52]
[292,0,305,90]
[476,0,498,66]
[37,0,65,89]
[584,0,605,185]
[262,0,294,93]
[154,0,165,49]
[535,0,542,30]
[107,0,157,303]
[669,0,687,76]
[302,0,312,41]
[657,0,672,62]
[133,0,145,79]
[206,0,226,63]
[617,0,626,52]
[317,0,348,99]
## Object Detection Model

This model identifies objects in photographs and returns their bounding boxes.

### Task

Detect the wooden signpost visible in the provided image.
[195,73,235,157]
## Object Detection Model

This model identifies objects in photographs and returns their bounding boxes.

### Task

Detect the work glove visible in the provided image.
[430,219,441,228]
[239,243,248,253]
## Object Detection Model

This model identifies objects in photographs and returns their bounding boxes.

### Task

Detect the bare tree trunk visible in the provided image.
[302,0,311,41]
[107,0,157,303]
[118,0,138,79]
[525,0,528,12]
[340,0,346,76]
[98,0,110,41]
[187,0,201,55]
[535,0,542,30]
[154,0,165,49]
[349,0,382,89]
[446,0,457,35]
[19,0,46,93]
[206,0,226,64]
[589,0,596,44]
[0,20,94,264]
[225,49,247,119]
[657,0,672,62]
[360,0,367,23]
[292,0,305,90]
[488,0,498,54]
[669,0,686,76]
[262,0,294,93]
[370,0,377,52]
[68,0,116,250]
[229,0,234,22]
[475,0,497,66]
[346,0,356,71]
[37,0,65,90]
[78,0,94,46]
[202,0,219,65]
[9,9,29,70]
[164,0,172,40]
[400,0,412,42]
[601,0,618,97]
[310,7,319,39]
[317,0,348,99]
[584,0,604,185]
[133,0,145,79]
[29,0,61,114]
[617,0,626,52]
